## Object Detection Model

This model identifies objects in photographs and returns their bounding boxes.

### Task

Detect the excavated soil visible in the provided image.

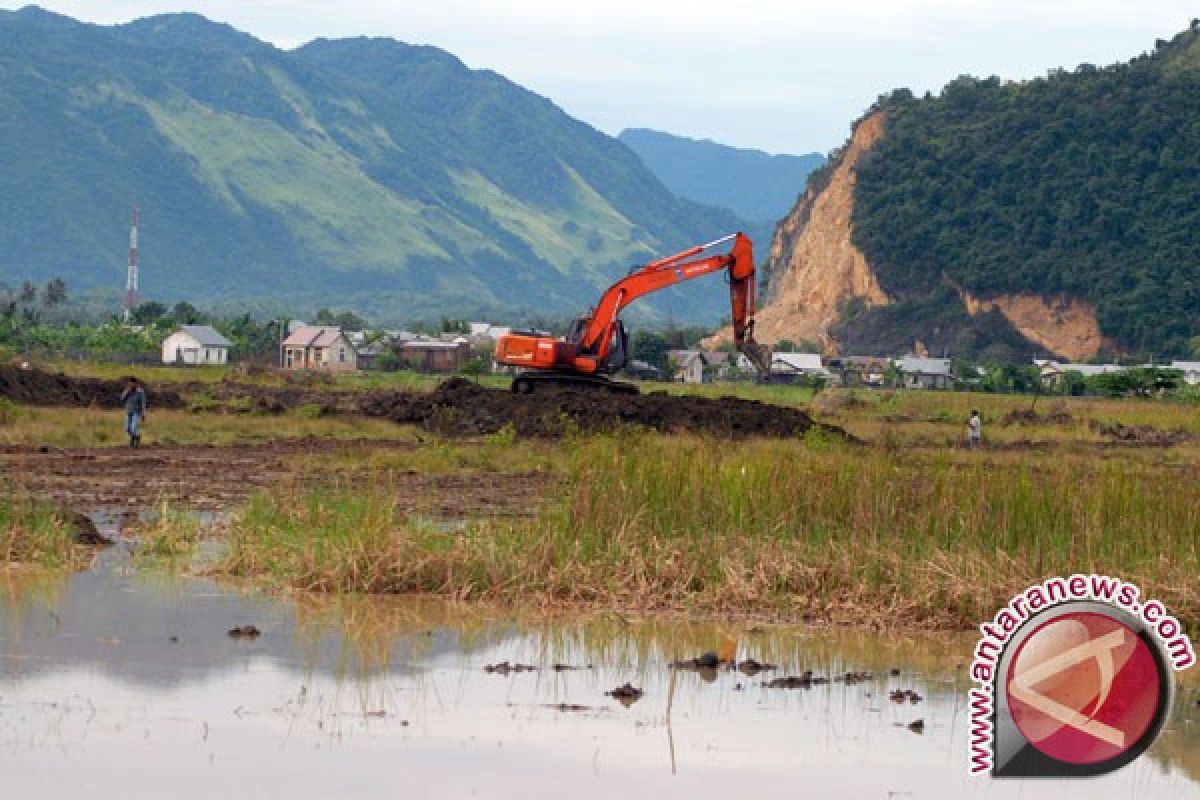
[0,366,186,409]
[3,370,831,440]
[359,378,830,438]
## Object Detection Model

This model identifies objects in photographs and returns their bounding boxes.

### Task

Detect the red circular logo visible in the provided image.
[1006,611,1161,765]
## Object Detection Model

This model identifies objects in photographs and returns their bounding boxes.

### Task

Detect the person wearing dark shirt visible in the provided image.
[120,377,147,448]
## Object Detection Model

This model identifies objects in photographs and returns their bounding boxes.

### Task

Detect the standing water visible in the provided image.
[1,548,1197,798]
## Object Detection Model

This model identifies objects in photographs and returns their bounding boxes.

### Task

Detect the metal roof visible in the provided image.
[176,325,232,348]
[896,356,952,376]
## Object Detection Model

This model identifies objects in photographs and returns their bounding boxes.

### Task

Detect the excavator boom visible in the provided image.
[495,232,770,391]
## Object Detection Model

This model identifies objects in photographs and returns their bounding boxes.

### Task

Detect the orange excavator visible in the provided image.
[494,232,771,393]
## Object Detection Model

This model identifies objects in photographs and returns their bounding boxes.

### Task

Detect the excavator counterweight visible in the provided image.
[494,233,770,393]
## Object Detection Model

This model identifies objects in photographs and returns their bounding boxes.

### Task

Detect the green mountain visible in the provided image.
[840,24,1200,358]
[618,128,824,223]
[0,6,748,323]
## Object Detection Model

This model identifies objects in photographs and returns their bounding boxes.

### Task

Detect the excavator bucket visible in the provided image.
[741,339,772,378]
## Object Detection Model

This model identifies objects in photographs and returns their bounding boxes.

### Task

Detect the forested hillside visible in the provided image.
[846,24,1200,357]
[0,7,746,323]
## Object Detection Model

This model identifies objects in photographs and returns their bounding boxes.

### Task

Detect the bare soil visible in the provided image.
[0,438,550,516]
[0,365,186,408]
[3,368,833,439]
[359,377,831,438]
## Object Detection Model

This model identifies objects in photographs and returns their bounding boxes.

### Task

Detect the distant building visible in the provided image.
[396,338,471,372]
[282,326,357,371]
[770,352,829,380]
[895,356,953,390]
[828,356,891,388]
[468,322,513,341]
[1170,361,1200,386]
[161,325,232,365]
[668,350,706,383]
[623,359,664,381]
[668,349,754,383]
[1036,360,1127,388]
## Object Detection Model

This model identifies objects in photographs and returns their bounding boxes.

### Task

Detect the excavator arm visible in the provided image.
[575,232,769,373]
[495,232,771,391]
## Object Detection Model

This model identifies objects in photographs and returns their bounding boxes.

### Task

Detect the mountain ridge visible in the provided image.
[618,127,824,224]
[0,6,748,324]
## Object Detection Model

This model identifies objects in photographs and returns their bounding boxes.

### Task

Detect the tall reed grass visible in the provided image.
[219,432,1200,629]
[0,494,88,569]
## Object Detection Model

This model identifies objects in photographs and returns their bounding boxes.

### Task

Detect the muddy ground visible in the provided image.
[360,378,830,438]
[2,367,831,439]
[0,439,550,516]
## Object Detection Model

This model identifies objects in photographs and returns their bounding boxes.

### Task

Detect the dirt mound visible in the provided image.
[0,366,185,409]
[1089,419,1192,447]
[1001,408,1074,426]
[361,377,834,439]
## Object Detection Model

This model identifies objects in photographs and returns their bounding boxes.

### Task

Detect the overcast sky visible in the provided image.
[4,1,1195,153]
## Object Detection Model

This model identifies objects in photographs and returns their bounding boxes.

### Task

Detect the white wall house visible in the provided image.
[770,352,829,378]
[161,325,232,365]
[1170,361,1200,386]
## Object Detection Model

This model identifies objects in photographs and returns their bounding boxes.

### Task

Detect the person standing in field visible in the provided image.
[121,377,147,448]
[967,409,982,449]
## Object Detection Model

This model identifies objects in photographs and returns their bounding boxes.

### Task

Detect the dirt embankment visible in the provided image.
[2,368,833,440]
[709,111,891,352]
[0,366,186,408]
[360,378,829,438]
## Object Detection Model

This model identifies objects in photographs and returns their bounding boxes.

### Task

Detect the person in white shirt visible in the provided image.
[967,409,982,449]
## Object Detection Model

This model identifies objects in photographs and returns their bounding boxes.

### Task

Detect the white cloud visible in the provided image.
[4,1,1195,152]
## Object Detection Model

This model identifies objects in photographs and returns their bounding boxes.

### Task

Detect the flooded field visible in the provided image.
[2,546,1197,799]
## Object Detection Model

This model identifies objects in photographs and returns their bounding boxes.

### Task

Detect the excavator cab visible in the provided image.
[565,315,628,374]
[602,320,629,373]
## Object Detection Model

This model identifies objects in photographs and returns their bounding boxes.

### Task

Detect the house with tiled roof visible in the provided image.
[282,326,357,371]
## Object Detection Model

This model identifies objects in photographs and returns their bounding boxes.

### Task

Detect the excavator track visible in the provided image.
[510,371,639,396]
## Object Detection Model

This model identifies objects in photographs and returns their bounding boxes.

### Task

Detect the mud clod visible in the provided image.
[68,512,111,547]
[907,719,925,734]
[484,661,537,675]
[671,651,724,669]
[736,658,776,676]
[839,670,872,685]
[890,689,923,704]
[766,671,829,689]
[227,625,261,639]
[605,683,644,706]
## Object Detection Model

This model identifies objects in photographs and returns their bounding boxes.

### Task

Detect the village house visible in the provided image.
[668,350,706,383]
[1170,361,1200,386]
[827,356,891,388]
[160,325,232,365]
[622,359,664,381]
[895,356,954,390]
[282,326,358,371]
[1036,360,1127,389]
[396,337,472,372]
[769,352,829,382]
[668,350,754,383]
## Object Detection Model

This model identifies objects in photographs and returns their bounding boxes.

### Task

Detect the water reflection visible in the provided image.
[0,556,1196,799]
